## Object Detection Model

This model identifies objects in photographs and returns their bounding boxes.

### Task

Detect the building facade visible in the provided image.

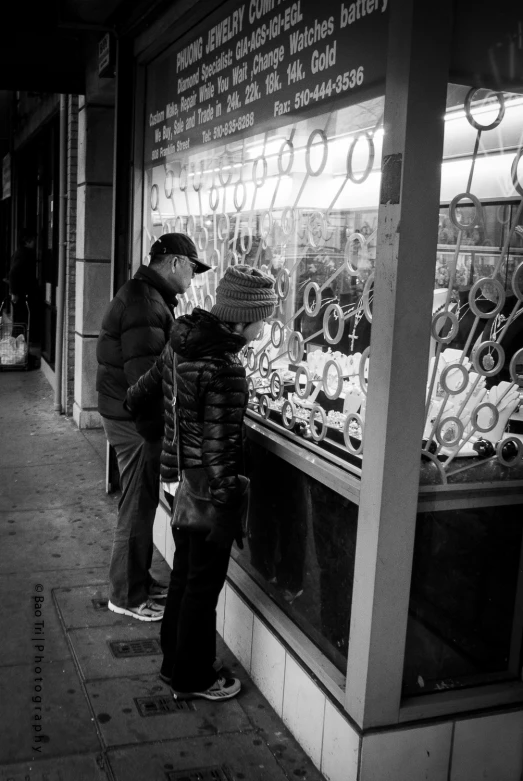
[3,0,523,778]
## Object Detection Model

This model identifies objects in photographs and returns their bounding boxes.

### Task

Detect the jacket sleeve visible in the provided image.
[120,293,172,387]
[201,364,248,509]
[125,346,167,415]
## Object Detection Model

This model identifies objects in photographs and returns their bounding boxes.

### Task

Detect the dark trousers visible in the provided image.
[160,527,232,692]
[102,417,162,608]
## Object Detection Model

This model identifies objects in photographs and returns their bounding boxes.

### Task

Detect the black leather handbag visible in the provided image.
[170,357,250,533]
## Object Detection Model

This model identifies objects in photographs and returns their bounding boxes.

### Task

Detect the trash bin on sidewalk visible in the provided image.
[0,297,30,371]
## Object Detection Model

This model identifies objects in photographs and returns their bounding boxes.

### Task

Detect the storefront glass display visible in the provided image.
[142,98,384,476]
[234,440,357,670]
[403,85,523,698]
[421,86,523,487]
[403,503,523,696]
[142,0,389,480]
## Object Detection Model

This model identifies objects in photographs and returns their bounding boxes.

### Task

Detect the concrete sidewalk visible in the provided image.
[0,370,324,781]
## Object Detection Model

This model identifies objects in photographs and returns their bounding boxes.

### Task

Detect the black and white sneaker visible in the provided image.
[172,675,241,701]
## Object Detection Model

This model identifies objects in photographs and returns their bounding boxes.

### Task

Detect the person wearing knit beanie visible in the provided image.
[211,264,277,324]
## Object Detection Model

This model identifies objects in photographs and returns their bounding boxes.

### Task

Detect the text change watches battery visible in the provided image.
[309,405,327,442]
[323,304,344,345]
[343,413,364,455]
[322,360,343,400]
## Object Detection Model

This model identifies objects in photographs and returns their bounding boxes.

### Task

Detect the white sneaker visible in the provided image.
[172,675,241,701]
[108,599,164,622]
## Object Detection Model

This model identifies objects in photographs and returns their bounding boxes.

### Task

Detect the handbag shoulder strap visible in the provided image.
[172,353,183,476]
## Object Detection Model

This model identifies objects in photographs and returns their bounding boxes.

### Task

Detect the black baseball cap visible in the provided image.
[150,233,212,274]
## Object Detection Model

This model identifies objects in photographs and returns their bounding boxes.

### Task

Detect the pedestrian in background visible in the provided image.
[96,233,211,621]
[126,265,277,699]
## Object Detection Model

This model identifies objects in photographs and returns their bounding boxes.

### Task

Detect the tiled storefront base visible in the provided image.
[153,504,523,781]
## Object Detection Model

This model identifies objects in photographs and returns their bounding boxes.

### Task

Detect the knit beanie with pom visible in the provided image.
[211,264,277,323]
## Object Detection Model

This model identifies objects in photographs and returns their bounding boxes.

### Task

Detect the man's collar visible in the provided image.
[134,264,178,307]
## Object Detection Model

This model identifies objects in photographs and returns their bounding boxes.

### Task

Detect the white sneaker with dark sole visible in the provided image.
[108,599,164,622]
[172,675,241,701]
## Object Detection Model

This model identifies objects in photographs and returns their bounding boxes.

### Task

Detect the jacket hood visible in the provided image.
[170,308,247,359]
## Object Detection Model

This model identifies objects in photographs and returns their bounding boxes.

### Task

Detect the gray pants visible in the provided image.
[102,417,162,608]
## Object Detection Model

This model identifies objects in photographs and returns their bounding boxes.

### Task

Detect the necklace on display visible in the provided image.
[349,308,364,351]
[484,307,523,370]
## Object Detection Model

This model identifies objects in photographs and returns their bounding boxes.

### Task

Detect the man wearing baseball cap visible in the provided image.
[96,233,211,622]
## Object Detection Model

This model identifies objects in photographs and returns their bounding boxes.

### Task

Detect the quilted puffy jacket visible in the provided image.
[96,264,178,424]
[126,308,249,511]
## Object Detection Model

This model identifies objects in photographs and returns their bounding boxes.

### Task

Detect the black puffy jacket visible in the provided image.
[96,264,178,424]
[126,308,249,511]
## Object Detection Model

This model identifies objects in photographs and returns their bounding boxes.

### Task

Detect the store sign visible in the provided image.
[2,153,11,200]
[145,0,389,165]
[99,33,115,78]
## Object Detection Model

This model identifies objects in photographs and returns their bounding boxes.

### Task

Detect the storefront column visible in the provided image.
[73,94,115,429]
[345,0,453,728]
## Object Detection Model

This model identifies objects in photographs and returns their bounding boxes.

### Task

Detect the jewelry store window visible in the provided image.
[141,0,389,670]
[143,100,384,670]
[404,85,523,698]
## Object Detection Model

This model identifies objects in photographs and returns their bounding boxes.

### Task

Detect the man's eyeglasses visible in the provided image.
[175,256,198,275]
